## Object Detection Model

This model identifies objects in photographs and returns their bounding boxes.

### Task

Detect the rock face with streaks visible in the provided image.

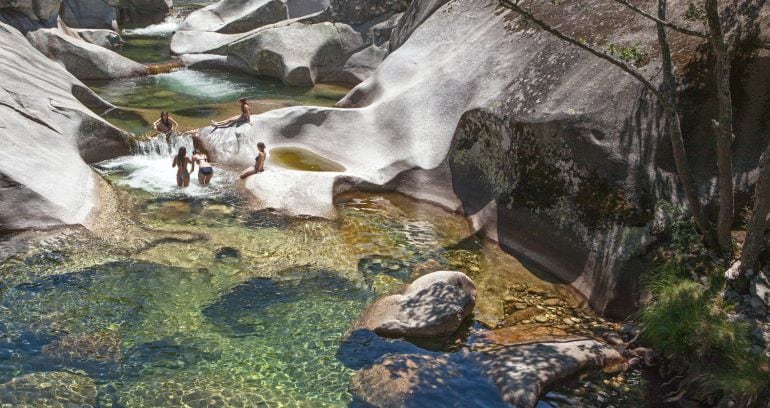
[178,0,288,33]
[172,0,408,85]
[0,21,130,231]
[198,0,770,318]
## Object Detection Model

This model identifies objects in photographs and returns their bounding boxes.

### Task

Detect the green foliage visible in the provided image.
[606,42,647,67]
[640,256,770,403]
[685,3,706,22]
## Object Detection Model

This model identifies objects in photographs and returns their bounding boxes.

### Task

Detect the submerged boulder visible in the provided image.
[0,372,97,406]
[178,0,288,33]
[73,28,123,48]
[356,271,476,338]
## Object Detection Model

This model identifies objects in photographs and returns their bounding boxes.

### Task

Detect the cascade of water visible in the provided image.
[133,133,194,158]
[123,15,181,37]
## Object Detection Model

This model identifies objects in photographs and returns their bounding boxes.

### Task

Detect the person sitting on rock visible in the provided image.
[211,98,251,129]
[154,111,178,135]
[192,149,214,186]
[240,142,267,179]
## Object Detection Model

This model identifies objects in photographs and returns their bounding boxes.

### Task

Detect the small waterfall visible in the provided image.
[123,16,181,37]
[133,133,194,158]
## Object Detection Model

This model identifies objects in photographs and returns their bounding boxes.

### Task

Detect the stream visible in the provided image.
[0,25,650,407]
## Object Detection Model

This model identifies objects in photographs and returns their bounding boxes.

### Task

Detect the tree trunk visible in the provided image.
[705,0,735,253]
[657,0,715,245]
[740,141,770,273]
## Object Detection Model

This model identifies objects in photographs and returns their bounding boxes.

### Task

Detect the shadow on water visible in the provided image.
[202,267,371,336]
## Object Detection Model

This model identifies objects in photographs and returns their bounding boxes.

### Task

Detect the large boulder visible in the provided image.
[349,338,623,408]
[25,19,147,79]
[225,20,364,86]
[198,0,770,318]
[285,0,328,18]
[60,0,118,29]
[388,0,448,51]
[355,271,476,338]
[0,0,59,21]
[178,0,288,33]
[73,28,123,48]
[117,0,172,26]
[329,0,407,25]
[0,21,130,231]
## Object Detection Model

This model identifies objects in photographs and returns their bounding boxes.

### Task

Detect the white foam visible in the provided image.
[123,16,181,37]
[99,134,238,197]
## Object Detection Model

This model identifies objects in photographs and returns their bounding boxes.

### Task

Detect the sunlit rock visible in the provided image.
[178,0,288,33]
[355,271,476,338]
[0,371,98,407]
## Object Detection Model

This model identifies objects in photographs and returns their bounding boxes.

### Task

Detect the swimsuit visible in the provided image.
[200,167,213,175]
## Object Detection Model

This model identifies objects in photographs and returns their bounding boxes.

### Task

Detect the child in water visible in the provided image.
[172,147,194,187]
[192,149,214,185]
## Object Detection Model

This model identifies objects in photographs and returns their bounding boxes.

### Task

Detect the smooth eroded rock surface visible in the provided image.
[25,21,147,79]
[178,0,288,33]
[0,21,130,230]
[355,271,476,338]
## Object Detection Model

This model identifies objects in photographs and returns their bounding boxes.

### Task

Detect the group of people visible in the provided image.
[171,143,267,187]
[161,98,266,188]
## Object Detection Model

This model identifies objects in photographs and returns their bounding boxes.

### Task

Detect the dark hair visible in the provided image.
[257,142,265,151]
[239,98,247,103]
[176,147,187,165]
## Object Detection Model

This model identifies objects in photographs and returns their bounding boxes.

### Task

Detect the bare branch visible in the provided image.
[611,0,707,38]
[498,0,664,102]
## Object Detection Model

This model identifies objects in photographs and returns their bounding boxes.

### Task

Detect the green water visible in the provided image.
[87,70,350,136]
[117,36,172,64]
[0,158,509,406]
[270,147,347,172]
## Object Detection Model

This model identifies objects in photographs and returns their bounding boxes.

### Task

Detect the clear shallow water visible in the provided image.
[87,70,350,136]
[0,147,507,406]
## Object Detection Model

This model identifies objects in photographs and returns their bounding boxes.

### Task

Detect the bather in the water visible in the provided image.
[154,111,178,135]
[172,146,194,187]
[192,149,214,185]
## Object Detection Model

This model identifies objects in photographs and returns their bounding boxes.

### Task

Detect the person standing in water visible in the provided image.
[154,111,178,135]
[172,147,194,187]
[192,149,214,186]
[240,142,266,179]
[211,98,251,129]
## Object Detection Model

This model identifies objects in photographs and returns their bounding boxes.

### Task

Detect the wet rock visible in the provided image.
[602,331,624,346]
[0,371,97,407]
[73,28,123,49]
[285,0,329,18]
[178,0,288,34]
[337,328,426,370]
[350,353,507,408]
[471,325,572,347]
[534,314,550,323]
[467,339,625,408]
[214,246,241,260]
[42,331,122,362]
[543,298,562,306]
[505,307,540,325]
[356,271,476,338]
